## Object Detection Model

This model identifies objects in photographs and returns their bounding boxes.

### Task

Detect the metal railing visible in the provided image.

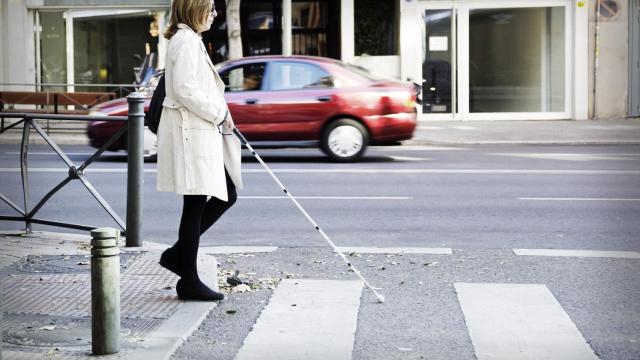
[0,93,145,247]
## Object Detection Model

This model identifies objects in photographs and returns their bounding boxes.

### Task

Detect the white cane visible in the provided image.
[233,127,385,303]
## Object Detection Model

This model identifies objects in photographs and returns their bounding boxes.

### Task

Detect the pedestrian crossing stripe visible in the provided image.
[234,279,363,360]
[455,283,599,360]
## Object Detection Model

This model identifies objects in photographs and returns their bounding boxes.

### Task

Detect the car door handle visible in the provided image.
[246,99,258,105]
[317,95,331,102]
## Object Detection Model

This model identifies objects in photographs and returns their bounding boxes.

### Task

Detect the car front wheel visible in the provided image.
[321,119,369,162]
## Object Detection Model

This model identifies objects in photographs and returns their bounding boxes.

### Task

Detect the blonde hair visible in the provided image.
[164,0,212,39]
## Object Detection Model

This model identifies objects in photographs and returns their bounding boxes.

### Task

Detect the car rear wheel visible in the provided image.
[321,119,369,162]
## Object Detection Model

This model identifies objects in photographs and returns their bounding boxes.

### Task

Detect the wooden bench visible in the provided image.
[53,92,116,113]
[0,91,116,115]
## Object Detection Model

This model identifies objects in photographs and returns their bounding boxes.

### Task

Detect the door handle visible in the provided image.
[246,99,258,105]
[317,95,331,102]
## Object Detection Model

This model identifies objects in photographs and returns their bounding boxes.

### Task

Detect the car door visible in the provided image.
[219,62,267,138]
[258,60,337,141]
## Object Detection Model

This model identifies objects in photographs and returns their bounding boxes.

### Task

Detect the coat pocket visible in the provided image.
[189,128,219,160]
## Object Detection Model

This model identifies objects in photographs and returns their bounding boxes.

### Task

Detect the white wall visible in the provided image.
[589,0,629,119]
[353,55,400,79]
[0,0,36,90]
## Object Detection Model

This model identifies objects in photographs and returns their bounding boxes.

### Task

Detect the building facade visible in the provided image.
[1,0,638,120]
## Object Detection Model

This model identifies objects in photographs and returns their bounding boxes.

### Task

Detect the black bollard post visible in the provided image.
[126,92,145,247]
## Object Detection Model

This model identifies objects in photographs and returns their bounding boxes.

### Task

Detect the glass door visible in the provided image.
[422,7,456,120]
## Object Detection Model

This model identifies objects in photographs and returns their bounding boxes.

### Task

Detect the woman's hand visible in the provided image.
[224,113,235,130]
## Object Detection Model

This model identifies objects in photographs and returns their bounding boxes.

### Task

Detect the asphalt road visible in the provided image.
[1,144,639,359]
[1,144,639,251]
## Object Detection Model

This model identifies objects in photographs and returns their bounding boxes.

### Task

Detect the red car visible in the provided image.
[87,56,417,162]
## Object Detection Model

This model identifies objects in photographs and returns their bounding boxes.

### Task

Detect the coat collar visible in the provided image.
[176,23,219,79]
[177,23,201,37]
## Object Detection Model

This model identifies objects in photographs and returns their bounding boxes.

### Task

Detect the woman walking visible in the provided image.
[156,0,242,301]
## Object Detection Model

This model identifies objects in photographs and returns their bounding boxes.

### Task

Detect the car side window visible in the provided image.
[220,63,266,92]
[266,62,332,91]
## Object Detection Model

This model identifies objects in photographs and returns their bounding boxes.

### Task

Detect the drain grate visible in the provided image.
[3,315,127,347]
[2,255,182,319]
[2,314,161,348]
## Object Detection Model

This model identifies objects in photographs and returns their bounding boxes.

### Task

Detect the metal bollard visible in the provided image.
[126,92,145,247]
[91,227,121,355]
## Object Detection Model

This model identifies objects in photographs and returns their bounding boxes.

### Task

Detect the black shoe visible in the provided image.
[159,247,187,278]
[176,278,225,301]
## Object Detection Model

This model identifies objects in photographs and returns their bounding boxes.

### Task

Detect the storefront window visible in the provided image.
[469,7,565,112]
[292,1,329,57]
[354,0,398,56]
[72,10,160,92]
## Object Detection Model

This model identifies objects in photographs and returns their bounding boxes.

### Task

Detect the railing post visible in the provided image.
[91,227,120,355]
[126,92,145,247]
[20,117,31,233]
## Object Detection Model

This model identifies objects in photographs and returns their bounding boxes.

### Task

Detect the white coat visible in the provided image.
[157,23,243,201]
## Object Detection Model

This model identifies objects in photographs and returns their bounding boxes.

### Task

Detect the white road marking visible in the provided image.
[493,153,640,162]
[1,168,639,175]
[372,145,465,151]
[201,246,278,254]
[417,126,445,130]
[513,249,640,259]
[239,196,411,200]
[234,279,363,360]
[336,246,452,254]
[451,125,477,130]
[386,155,431,161]
[455,283,599,360]
[519,197,640,202]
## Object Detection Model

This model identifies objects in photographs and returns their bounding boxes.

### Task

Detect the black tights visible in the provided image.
[172,170,237,282]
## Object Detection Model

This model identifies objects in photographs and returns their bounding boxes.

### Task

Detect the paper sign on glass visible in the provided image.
[429,36,448,51]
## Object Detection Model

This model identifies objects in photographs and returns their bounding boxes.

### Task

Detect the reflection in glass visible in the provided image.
[469,7,565,112]
[292,2,328,56]
[267,62,330,90]
[423,10,453,114]
[221,63,266,92]
[40,12,67,91]
[72,10,158,91]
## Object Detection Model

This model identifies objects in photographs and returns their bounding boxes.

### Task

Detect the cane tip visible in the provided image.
[376,294,385,303]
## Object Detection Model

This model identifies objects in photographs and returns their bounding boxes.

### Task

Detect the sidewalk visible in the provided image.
[405,119,640,145]
[1,119,639,146]
[0,230,221,360]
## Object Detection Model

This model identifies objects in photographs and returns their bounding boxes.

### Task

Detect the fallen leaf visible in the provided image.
[231,284,251,293]
[39,325,56,331]
[225,310,237,315]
